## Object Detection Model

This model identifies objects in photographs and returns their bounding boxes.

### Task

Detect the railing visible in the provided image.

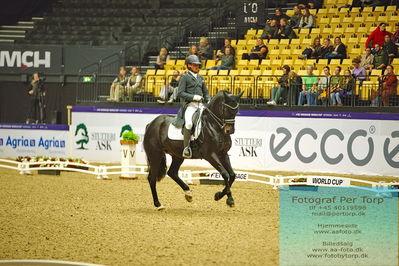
[1,159,398,194]
[76,74,399,107]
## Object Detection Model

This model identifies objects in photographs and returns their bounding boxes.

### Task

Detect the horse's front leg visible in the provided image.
[214,154,236,207]
[206,153,234,207]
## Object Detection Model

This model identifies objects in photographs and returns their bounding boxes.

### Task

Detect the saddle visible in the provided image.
[167,107,204,141]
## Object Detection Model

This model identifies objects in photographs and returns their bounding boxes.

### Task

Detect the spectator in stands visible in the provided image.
[372,43,389,70]
[186,45,199,58]
[287,70,303,106]
[241,37,268,61]
[155,47,170,70]
[392,24,399,46]
[371,65,398,106]
[108,66,128,102]
[298,65,318,105]
[365,23,392,49]
[325,37,347,59]
[360,47,374,74]
[198,37,213,60]
[352,58,367,83]
[157,70,180,104]
[276,18,297,39]
[289,5,302,28]
[126,66,143,100]
[318,38,334,59]
[267,65,291,105]
[298,8,315,29]
[299,37,322,59]
[329,66,344,106]
[211,47,234,70]
[261,19,278,40]
[298,0,322,9]
[270,8,290,23]
[316,66,332,105]
[217,37,235,57]
[383,34,398,64]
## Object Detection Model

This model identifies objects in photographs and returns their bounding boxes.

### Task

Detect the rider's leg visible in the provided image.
[182,103,197,158]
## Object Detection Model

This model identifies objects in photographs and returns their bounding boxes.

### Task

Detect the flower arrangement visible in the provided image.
[122,131,139,141]
[16,156,89,169]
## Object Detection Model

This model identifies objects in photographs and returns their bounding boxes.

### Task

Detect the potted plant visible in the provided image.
[120,129,139,180]
[288,177,318,191]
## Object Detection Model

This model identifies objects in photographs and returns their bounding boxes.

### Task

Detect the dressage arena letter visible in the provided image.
[280,187,398,266]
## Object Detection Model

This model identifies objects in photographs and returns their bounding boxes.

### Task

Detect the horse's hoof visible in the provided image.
[156,205,166,211]
[214,191,223,201]
[226,198,235,207]
[185,190,193,202]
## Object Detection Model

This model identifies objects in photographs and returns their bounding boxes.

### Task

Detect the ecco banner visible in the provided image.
[0,44,62,74]
[0,123,69,158]
[70,107,399,177]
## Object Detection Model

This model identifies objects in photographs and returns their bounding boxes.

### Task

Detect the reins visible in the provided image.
[205,101,239,129]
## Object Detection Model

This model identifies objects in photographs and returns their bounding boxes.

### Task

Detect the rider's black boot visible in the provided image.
[182,128,192,159]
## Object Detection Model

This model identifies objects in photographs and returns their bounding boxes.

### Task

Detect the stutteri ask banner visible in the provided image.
[0,123,69,158]
[70,107,399,177]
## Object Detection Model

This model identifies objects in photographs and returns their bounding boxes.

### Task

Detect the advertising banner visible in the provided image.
[0,123,69,158]
[70,107,399,177]
[0,44,62,74]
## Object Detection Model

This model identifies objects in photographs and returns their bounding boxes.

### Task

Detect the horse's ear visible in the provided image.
[222,90,229,98]
[236,91,244,99]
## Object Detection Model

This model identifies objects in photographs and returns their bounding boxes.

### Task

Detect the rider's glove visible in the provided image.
[193,95,203,101]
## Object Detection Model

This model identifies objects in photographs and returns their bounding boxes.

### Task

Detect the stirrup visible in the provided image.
[182,146,192,158]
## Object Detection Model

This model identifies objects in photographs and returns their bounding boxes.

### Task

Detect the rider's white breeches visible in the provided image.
[184,102,203,130]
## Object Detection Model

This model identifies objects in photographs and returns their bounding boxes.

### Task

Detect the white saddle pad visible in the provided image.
[167,107,204,141]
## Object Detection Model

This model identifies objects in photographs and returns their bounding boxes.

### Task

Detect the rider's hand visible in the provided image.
[193,95,203,101]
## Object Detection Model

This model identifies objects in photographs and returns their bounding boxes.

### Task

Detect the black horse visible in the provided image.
[143,90,243,210]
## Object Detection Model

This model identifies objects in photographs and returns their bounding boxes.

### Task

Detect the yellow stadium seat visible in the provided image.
[342,59,352,66]
[354,16,365,23]
[370,69,382,76]
[205,60,217,69]
[146,69,156,76]
[256,30,264,38]
[359,81,377,100]
[273,69,283,76]
[318,17,330,24]
[334,27,344,34]
[268,39,279,46]
[245,29,257,40]
[246,39,257,48]
[390,14,399,22]
[330,17,341,24]
[327,8,339,14]
[164,59,176,71]
[386,6,396,12]
[237,60,249,70]
[290,39,301,46]
[301,38,312,46]
[318,59,328,66]
[280,39,290,45]
[311,28,321,35]
[248,59,260,70]
[329,59,341,65]
[292,49,302,56]
[271,59,282,67]
[300,28,311,35]
[362,6,373,13]
[229,69,239,76]
[236,39,247,50]
[309,9,317,15]
[342,16,353,24]
[392,58,399,65]
[252,69,262,76]
[166,70,175,77]
[230,40,237,47]
[199,69,207,76]
[218,70,229,76]
[318,9,327,15]
[286,9,294,16]
[175,59,185,66]
[208,69,218,76]
[156,69,165,76]
[297,69,308,76]
[351,7,361,13]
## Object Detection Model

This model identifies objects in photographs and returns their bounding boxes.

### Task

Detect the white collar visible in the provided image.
[189,71,198,79]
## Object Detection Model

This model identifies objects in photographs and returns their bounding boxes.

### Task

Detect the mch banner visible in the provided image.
[70,107,399,177]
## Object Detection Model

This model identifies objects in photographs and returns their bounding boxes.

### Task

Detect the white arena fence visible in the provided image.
[0,158,398,194]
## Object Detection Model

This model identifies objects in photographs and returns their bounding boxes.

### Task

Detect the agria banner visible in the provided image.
[0,123,69,158]
[70,107,399,177]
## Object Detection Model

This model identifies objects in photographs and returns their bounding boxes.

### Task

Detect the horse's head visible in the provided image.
[207,90,244,135]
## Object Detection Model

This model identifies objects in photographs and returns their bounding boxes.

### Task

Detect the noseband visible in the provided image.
[205,101,239,130]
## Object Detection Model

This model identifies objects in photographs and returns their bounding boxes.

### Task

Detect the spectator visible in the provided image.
[242,37,268,61]
[217,37,235,57]
[26,72,45,124]
[267,65,291,105]
[329,66,344,106]
[371,65,398,106]
[298,8,315,29]
[108,66,128,102]
[198,37,213,60]
[392,23,399,46]
[372,43,389,70]
[186,45,199,58]
[126,66,143,100]
[270,8,290,23]
[299,37,322,59]
[157,70,180,104]
[298,65,318,105]
[360,47,374,74]
[316,66,332,105]
[341,69,356,96]
[383,34,398,64]
[276,18,297,39]
[261,19,279,40]
[352,58,367,82]
[298,0,322,9]
[155,47,170,70]
[211,47,234,70]
[365,23,392,49]
[289,5,302,28]
[318,38,334,59]
[287,70,303,105]
[325,37,347,59]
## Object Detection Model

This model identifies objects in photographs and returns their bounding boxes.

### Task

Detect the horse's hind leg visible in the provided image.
[167,156,192,202]
[147,152,167,210]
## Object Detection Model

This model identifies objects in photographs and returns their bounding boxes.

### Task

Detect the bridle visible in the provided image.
[205,101,239,130]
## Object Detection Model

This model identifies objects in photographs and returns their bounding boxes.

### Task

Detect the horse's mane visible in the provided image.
[208,90,232,108]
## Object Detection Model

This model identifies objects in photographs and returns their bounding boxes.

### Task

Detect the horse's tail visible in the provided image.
[144,122,167,182]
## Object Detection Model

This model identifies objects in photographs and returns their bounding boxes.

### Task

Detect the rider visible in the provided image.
[173,55,210,159]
